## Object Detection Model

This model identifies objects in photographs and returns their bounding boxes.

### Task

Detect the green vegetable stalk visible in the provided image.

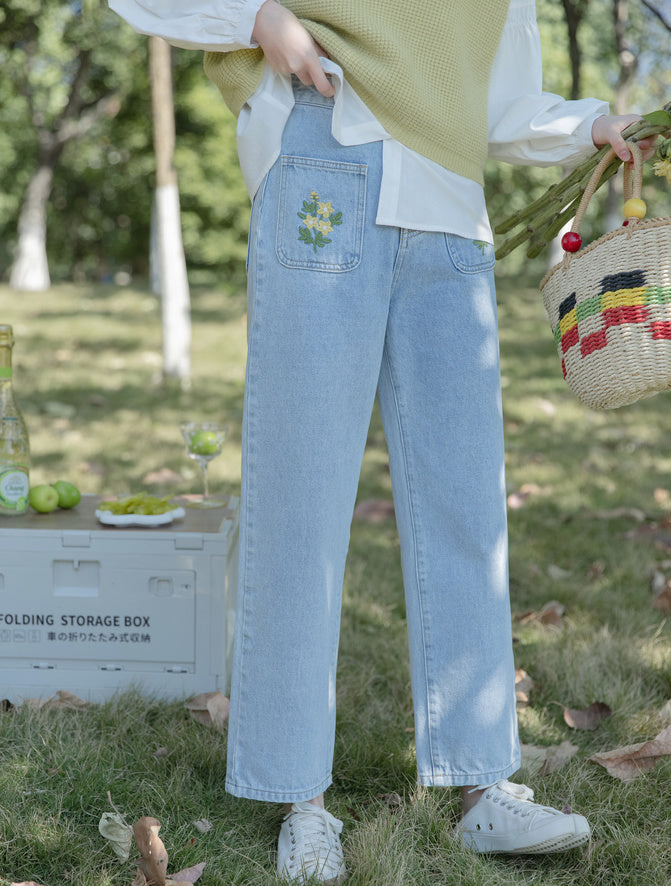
[494,108,671,260]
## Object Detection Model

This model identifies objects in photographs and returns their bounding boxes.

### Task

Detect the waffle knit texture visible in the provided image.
[204,0,511,185]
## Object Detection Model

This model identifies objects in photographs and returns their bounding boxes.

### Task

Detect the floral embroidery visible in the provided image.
[298,190,343,252]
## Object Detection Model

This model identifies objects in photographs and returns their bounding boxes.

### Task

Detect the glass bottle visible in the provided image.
[0,325,30,515]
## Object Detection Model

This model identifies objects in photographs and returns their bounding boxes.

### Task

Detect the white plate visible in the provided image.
[95,507,185,527]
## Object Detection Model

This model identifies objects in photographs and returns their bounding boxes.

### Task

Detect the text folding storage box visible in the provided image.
[0,495,239,702]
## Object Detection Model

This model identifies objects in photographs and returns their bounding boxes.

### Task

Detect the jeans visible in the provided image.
[225,84,520,803]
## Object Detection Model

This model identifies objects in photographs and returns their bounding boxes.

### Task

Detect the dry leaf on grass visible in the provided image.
[24,690,88,711]
[186,692,230,732]
[589,724,671,782]
[563,701,612,731]
[167,862,206,884]
[131,817,205,886]
[192,819,212,834]
[652,582,671,612]
[515,669,535,708]
[546,564,571,581]
[99,811,133,860]
[507,483,544,510]
[11,882,48,885]
[520,740,578,776]
[134,817,169,886]
[592,507,647,522]
[518,601,565,630]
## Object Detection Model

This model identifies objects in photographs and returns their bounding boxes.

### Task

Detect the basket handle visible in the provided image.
[570,140,643,235]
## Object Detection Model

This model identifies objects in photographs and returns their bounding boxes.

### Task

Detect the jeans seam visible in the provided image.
[380,338,435,775]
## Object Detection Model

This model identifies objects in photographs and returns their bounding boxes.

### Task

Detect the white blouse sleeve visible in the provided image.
[108,0,266,51]
[488,0,609,167]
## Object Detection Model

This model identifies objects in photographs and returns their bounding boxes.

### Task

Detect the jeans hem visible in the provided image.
[225,774,334,804]
[416,756,520,788]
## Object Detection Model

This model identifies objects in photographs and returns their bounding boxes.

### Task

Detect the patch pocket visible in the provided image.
[276,156,367,272]
[446,235,496,274]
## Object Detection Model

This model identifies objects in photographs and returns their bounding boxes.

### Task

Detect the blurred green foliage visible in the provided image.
[0,0,669,284]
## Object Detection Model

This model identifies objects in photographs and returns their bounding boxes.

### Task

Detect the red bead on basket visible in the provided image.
[561,231,583,253]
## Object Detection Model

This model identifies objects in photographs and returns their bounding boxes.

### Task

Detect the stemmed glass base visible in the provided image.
[179,421,228,509]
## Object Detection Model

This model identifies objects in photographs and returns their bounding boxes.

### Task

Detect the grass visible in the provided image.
[1,274,671,884]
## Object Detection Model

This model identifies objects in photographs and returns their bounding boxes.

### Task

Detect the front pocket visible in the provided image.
[445,235,496,274]
[276,156,367,272]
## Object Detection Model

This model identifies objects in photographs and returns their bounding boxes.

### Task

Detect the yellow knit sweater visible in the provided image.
[204,0,510,185]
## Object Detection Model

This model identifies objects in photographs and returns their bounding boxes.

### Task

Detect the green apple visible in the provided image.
[189,430,220,456]
[53,480,81,509]
[28,484,59,514]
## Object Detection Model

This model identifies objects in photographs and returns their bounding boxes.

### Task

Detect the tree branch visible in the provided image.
[639,0,671,31]
[55,93,121,145]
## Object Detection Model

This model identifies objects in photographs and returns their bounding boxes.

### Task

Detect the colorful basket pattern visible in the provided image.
[541,145,671,409]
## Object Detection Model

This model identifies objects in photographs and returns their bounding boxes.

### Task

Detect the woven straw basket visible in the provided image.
[540,142,671,409]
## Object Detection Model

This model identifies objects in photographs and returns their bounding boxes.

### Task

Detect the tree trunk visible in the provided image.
[9,164,54,292]
[149,36,191,385]
[548,0,590,272]
[605,0,638,232]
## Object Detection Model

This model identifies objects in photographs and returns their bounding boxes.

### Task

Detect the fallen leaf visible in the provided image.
[659,699,671,723]
[515,668,535,708]
[192,819,212,834]
[11,882,48,885]
[592,507,647,522]
[507,483,543,510]
[352,499,395,522]
[547,564,571,580]
[99,811,133,860]
[186,692,230,732]
[650,569,667,595]
[134,817,169,886]
[587,561,606,581]
[654,488,670,505]
[589,724,671,782]
[520,740,578,776]
[653,581,671,611]
[24,690,88,711]
[563,701,612,731]
[518,601,565,630]
[536,398,557,416]
[167,862,205,884]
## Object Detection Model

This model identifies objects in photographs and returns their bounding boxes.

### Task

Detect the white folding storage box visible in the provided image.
[0,494,239,702]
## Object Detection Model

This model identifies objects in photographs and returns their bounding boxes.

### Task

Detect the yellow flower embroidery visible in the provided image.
[298,191,343,252]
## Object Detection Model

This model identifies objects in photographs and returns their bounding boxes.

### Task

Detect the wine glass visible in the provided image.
[179,421,228,508]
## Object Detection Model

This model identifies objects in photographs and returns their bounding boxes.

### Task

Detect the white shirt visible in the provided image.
[109,0,608,242]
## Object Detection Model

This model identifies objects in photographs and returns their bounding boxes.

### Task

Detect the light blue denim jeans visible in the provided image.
[225,84,520,803]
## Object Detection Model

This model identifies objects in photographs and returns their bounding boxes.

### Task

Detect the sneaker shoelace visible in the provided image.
[472,780,561,824]
[283,805,344,879]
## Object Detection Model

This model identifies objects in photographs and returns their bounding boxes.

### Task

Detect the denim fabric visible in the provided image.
[226,84,520,803]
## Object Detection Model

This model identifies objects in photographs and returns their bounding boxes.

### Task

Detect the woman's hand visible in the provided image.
[592,114,658,161]
[252,0,335,97]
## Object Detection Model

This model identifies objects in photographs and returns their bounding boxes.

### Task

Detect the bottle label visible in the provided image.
[0,466,29,512]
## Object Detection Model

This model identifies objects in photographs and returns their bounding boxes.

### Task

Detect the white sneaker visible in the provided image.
[277,802,347,883]
[454,780,591,854]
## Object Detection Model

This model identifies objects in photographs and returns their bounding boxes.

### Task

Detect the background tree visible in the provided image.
[149,36,191,385]
[4,0,126,290]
